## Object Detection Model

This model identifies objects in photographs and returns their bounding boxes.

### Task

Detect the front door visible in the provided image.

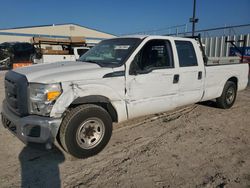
[126,39,179,119]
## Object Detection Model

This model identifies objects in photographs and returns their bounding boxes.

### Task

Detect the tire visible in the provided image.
[59,104,112,158]
[216,81,237,109]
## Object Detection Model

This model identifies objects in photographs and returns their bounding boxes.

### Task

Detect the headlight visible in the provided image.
[28,83,62,116]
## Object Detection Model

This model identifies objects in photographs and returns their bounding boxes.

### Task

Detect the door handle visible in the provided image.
[173,74,179,84]
[198,71,202,80]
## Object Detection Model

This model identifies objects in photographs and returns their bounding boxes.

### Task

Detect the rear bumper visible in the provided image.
[1,100,62,144]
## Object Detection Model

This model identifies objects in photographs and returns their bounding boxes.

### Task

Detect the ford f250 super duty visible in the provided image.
[1,35,249,158]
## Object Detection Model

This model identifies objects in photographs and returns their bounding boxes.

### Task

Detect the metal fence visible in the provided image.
[170,24,250,37]
[201,34,250,57]
[168,24,250,58]
[125,24,250,58]
[124,23,250,37]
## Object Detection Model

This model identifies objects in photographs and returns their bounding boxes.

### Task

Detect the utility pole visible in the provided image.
[190,0,199,36]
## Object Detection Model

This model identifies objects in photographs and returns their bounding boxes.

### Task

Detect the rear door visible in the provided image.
[174,40,204,106]
[126,39,179,119]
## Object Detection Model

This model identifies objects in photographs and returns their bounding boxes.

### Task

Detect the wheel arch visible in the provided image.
[218,76,238,98]
[216,76,238,109]
[69,95,118,123]
[227,76,238,90]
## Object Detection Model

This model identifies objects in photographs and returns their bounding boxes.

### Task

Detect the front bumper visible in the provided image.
[1,100,62,144]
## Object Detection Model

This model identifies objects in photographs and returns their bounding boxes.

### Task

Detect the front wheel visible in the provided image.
[216,81,237,109]
[59,104,112,158]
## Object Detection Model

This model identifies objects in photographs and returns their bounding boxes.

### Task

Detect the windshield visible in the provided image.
[79,38,142,67]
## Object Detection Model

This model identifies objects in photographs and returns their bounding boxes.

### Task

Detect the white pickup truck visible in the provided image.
[33,46,90,64]
[1,35,249,158]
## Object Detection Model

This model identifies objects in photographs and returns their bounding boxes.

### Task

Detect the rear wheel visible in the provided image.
[216,81,237,109]
[59,104,112,158]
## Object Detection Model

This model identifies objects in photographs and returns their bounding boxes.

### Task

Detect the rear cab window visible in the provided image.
[175,41,198,67]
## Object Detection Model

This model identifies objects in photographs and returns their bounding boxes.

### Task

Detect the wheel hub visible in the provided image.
[83,126,95,138]
[76,118,105,149]
[226,87,235,104]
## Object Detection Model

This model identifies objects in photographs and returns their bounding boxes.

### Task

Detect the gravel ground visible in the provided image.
[0,71,249,188]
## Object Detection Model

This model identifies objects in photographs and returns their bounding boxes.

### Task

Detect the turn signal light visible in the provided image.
[47,91,61,101]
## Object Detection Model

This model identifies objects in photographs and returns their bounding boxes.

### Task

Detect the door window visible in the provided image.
[130,40,173,74]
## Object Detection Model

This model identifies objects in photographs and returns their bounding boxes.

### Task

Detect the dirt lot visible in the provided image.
[0,71,249,188]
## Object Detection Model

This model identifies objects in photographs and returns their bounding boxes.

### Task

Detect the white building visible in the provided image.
[0,23,116,46]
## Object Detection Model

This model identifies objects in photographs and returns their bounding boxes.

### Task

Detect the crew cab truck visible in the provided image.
[1,36,249,158]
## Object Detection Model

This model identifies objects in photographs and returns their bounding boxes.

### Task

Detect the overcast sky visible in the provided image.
[0,0,249,35]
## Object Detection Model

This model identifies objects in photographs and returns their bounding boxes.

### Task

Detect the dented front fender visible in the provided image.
[50,80,128,122]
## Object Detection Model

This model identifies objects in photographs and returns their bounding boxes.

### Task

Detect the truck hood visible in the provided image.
[14,61,117,83]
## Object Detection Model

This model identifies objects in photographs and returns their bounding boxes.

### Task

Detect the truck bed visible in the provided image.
[202,63,249,101]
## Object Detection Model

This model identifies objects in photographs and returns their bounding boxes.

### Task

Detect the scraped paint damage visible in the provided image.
[50,78,128,122]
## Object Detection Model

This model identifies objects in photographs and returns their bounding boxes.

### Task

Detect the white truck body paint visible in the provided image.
[13,35,249,123]
[126,68,179,118]
[201,64,249,101]
[174,39,205,107]
[15,61,128,122]
[51,75,127,121]
[15,61,112,83]
[124,37,178,118]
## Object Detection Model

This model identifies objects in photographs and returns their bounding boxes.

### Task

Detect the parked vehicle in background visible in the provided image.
[33,46,90,64]
[0,36,89,69]
[31,37,89,64]
[1,35,249,158]
[0,42,34,69]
